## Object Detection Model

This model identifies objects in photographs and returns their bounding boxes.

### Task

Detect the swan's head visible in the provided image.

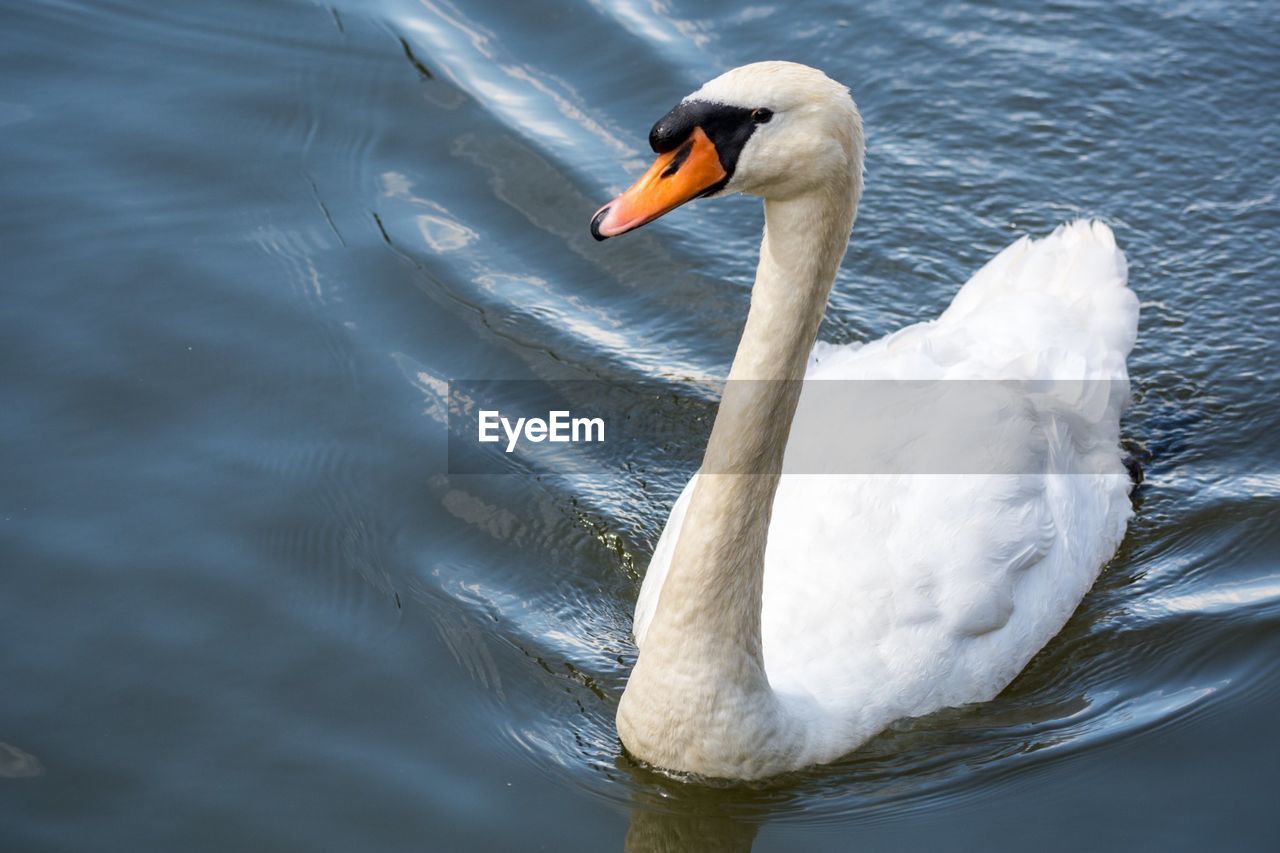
[591,61,863,240]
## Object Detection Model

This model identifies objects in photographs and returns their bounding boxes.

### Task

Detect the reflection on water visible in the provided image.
[0,743,44,779]
[1,0,1277,850]
[626,806,758,853]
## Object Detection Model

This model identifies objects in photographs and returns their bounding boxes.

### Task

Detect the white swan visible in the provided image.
[590,62,1138,779]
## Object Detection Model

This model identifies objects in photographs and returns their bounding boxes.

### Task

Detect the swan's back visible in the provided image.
[636,221,1138,766]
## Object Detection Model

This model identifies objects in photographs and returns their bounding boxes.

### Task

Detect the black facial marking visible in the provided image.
[661,140,693,178]
[648,100,763,192]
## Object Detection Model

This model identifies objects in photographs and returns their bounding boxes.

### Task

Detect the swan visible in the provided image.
[590,61,1138,779]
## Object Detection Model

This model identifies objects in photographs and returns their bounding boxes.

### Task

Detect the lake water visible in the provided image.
[2,0,1277,850]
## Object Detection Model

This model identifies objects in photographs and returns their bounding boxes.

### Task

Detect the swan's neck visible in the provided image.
[618,182,857,778]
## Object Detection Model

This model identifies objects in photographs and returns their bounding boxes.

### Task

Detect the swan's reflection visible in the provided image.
[619,758,770,853]
[625,807,758,853]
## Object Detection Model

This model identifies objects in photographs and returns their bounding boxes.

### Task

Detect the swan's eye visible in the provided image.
[751,108,773,124]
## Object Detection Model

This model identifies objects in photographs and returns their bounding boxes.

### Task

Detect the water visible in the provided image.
[2,0,1277,849]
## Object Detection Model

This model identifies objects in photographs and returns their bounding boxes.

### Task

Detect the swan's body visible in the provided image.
[591,62,1138,779]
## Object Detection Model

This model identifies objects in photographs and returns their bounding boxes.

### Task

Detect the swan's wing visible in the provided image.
[937,220,1137,382]
[760,462,1133,767]
[807,220,1136,384]
[771,222,1137,756]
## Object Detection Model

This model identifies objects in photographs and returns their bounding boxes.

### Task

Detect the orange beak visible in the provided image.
[590,127,727,240]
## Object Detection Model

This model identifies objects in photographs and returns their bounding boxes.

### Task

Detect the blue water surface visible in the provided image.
[1,1,1277,850]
